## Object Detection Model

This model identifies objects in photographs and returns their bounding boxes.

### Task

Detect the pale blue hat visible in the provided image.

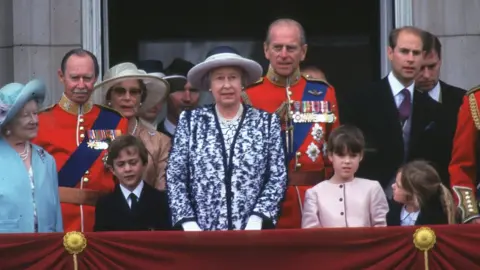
[0,79,46,128]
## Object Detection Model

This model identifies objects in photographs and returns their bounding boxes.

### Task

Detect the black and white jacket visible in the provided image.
[166,104,287,231]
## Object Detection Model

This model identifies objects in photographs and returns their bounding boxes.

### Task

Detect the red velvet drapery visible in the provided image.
[0,225,478,270]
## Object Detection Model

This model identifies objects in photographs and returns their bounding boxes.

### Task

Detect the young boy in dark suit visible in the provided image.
[94,135,172,231]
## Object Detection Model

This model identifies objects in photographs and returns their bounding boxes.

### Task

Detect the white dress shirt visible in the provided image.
[400,206,420,226]
[388,72,415,108]
[120,180,144,208]
[164,118,176,136]
[428,82,441,103]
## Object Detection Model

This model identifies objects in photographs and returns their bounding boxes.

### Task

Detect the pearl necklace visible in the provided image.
[130,118,138,135]
[216,104,243,125]
[18,142,30,161]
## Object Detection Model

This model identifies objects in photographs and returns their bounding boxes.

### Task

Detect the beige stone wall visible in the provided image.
[1,0,479,103]
[413,0,480,90]
[0,0,82,107]
[0,0,14,87]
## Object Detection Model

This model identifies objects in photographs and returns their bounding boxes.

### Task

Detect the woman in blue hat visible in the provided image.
[0,79,63,233]
[166,46,288,231]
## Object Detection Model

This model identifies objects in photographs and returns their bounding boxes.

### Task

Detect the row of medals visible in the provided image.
[289,100,336,123]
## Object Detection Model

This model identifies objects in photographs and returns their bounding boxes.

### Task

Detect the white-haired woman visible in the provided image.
[0,80,63,233]
[167,46,287,231]
[95,63,171,190]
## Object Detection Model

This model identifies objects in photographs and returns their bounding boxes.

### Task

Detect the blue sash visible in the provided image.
[58,108,122,187]
[287,81,328,163]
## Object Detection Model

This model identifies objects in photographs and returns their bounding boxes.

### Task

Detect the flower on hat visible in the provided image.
[0,100,11,124]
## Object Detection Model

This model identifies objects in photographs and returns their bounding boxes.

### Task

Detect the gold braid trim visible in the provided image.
[302,74,331,86]
[452,186,480,223]
[240,92,252,106]
[275,102,288,118]
[468,93,480,130]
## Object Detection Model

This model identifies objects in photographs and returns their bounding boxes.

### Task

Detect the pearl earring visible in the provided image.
[108,102,111,106]
[5,130,11,136]
[139,102,143,107]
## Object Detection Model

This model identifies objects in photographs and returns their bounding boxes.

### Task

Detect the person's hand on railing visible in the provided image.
[182,221,202,231]
[245,215,263,230]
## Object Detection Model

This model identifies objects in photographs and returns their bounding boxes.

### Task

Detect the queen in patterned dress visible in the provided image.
[0,80,63,233]
[166,46,288,231]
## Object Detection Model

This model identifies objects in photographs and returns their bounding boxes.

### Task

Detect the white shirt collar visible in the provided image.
[400,205,420,226]
[164,118,176,136]
[428,81,441,102]
[388,71,415,101]
[120,180,144,202]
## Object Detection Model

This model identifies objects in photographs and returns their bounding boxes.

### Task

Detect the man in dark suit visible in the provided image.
[94,135,172,231]
[415,32,466,186]
[157,58,200,138]
[342,26,438,197]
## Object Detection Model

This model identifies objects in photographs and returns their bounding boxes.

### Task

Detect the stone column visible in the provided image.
[12,0,82,107]
[0,0,14,86]
[413,0,480,90]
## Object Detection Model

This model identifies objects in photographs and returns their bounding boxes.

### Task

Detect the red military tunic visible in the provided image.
[449,86,480,223]
[244,67,340,229]
[32,95,128,232]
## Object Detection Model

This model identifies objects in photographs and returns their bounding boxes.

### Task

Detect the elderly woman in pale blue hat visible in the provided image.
[167,46,287,231]
[0,79,63,233]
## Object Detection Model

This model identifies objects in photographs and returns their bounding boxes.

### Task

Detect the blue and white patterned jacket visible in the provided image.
[166,104,287,230]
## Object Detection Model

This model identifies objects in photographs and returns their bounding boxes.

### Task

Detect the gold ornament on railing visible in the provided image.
[63,231,87,270]
[413,227,436,270]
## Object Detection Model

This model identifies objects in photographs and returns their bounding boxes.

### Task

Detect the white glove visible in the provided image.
[182,221,202,231]
[245,215,263,230]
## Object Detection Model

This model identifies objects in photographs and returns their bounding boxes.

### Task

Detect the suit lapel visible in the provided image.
[31,145,46,189]
[376,78,404,149]
[378,78,402,127]
[439,81,460,115]
[114,186,131,215]
[409,90,438,157]
[387,201,402,226]
[137,183,150,211]
[408,91,426,152]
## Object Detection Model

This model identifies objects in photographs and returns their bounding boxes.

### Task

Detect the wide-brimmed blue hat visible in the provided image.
[187,46,263,90]
[0,79,46,128]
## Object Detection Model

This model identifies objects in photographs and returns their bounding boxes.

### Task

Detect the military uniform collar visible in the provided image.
[266,66,301,87]
[58,95,93,115]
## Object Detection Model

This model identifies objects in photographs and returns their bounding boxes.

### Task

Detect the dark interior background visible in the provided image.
[105,0,381,98]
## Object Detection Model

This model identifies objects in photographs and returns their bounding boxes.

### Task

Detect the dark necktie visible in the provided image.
[129,193,139,213]
[398,89,411,124]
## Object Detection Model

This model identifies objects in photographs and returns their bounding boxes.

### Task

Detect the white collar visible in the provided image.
[120,180,144,201]
[388,72,415,101]
[164,118,176,135]
[428,81,441,103]
[216,104,243,123]
[400,205,420,225]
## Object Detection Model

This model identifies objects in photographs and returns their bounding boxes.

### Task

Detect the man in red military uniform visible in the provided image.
[449,85,480,224]
[33,49,128,232]
[243,19,340,228]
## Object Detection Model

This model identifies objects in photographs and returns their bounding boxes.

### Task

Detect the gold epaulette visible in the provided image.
[302,74,330,86]
[240,92,252,106]
[39,104,56,113]
[466,85,480,96]
[245,77,264,89]
[275,102,288,117]
[95,104,125,117]
[467,85,480,130]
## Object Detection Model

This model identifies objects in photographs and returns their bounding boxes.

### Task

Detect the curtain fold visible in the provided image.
[0,225,476,269]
